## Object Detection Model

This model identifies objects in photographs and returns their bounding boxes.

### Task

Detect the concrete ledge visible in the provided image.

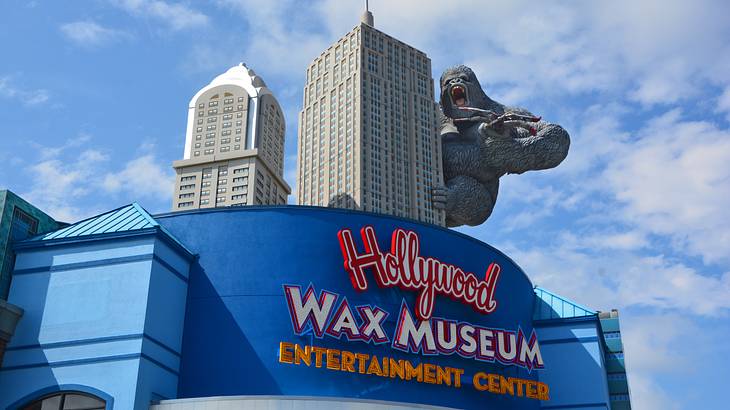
[151,395,456,410]
[0,299,23,342]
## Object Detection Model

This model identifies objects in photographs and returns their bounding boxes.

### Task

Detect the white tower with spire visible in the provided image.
[172,64,291,210]
[296,5,445,226]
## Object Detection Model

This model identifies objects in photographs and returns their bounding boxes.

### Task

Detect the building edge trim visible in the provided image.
[0,352,179,376]
[10,253,189,284]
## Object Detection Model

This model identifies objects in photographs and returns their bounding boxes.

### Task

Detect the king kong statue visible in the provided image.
[432,65,571,227]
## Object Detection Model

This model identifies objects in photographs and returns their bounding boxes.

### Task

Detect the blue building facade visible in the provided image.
[0,205,630,409]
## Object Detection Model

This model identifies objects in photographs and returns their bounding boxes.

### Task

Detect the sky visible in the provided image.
[1,0,729,408]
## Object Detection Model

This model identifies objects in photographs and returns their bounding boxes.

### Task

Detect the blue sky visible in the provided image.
[1,1,729,408]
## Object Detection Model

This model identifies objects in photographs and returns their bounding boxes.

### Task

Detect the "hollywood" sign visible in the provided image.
[337,226,501,320]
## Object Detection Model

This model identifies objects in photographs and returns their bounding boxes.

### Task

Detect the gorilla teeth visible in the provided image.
[451,85,466,106]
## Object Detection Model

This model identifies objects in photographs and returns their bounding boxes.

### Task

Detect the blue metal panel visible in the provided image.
[533,287,595,320]
[0,226,192,410]
[29,203,157,241]
[156,206,542,410]
[534,318,611,409]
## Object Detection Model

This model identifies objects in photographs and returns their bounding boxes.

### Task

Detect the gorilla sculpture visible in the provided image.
[432,65,570,227]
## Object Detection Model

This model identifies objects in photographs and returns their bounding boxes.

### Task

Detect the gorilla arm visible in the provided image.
[479,117,570,175]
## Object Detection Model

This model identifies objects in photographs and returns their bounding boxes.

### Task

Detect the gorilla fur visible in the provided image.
[432,65,570,227]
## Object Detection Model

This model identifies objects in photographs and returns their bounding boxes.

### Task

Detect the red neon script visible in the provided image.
[338,226,500,321]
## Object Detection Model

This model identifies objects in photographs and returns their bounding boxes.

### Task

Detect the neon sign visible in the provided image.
[338,226,501,321]
[280,225,545,390]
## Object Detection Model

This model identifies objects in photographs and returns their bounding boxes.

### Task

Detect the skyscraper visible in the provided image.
[172,64,290,210]
[296,9,445,226]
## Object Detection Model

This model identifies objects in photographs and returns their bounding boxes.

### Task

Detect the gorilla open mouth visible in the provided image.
[450,85,467,107]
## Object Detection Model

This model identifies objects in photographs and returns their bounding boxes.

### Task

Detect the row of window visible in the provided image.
[198,96,245,109]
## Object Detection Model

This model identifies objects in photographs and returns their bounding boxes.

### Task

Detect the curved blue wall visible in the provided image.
[157,207,541,410]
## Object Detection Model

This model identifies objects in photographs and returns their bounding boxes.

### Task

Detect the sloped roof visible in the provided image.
[30,203,157,241]
[533,286,596,320]
[21,203,194,258]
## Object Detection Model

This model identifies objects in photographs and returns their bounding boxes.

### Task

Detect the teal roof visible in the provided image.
[31,203,158,241]
[22,203,194,258]
[533,287,596,320]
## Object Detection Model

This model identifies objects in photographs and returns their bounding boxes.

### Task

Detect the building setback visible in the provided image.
[0,190,63,367]
[0,204,630,409]
[296,10,445,226]
[172,64,291,210]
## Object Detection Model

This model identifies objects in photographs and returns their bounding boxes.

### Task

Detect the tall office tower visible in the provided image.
[295,9,445,226]
[172,64,291,210]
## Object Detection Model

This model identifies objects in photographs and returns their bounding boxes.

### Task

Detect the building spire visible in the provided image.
[361,0,374,26]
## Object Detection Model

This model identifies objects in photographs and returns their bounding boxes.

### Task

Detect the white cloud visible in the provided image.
[59,21,127,47]
[23,149,110,221]
[603,110,730,265]
[102,154,173,200]
[193,0,329,78]
[717,86,730,122]
[502,238,730,317]
[20,136,173,221]
[0,76,49,106]
[294,0,730,108]
[112,0,208,30]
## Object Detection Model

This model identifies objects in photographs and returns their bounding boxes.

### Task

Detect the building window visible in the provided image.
[209,101,218,107]
[179,193,194,199]
[200,190,210,196]
[9,208,38,244]
[219,179,227,185]
[200,199,209,205]
[198,103,204,108]
[219,169,228,176]
[194,151,200,156]
[220,146,230,152]
[232,185,247,192]
[217,187,227,194]
[216,196,226,203]
[233,176,248,184]
[202,168,213,179]
[238,97,244,102]
[232,194,247,201]
[20,392,106,410]
[178,201,194,208]
[233,167,249,175]
[204,149,214,154]
[180,184,195,190]
[224,98,234,104]
[180,176,196,182]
